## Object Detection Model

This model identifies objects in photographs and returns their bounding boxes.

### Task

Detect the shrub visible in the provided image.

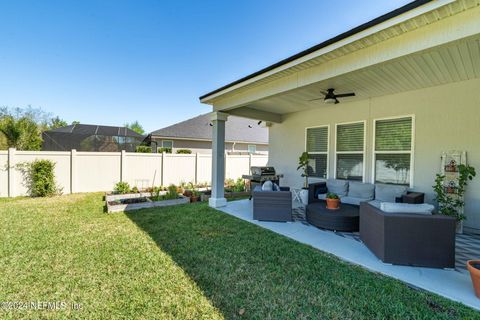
[176,149,192,154]
[233,178,246,192]
[114,182,131,194]
[136,145,152,153]
[165,184,179,200]
[23,159,61,197]
[157,147,172,154]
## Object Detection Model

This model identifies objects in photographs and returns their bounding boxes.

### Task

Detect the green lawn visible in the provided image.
[0,193,478,319]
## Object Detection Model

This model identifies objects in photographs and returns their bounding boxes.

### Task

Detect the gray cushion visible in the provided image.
[317,193,326,200]
[368,200,382,209]
[326,179,349,196]
[375,184,408,202]
[341,196,368,206]
[380,202,434,215]
[348,182,374,200]
[262,180,273,191]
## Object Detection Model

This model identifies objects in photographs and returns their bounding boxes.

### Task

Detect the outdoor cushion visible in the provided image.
[368,200,382,209]
[380,202,434,215]
[318,193,327,200]
[262,180,273,191]
[326,179,349,196]
[348,182,374,200]
[272,183,280,191]
[341,196,367,206]
[375,184,408,202]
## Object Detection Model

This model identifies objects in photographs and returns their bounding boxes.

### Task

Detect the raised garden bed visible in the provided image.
[106,192,189,213]
[200,190,250,202]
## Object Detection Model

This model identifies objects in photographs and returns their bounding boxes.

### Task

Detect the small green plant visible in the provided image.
[19,159,61,197]
[158,147,172,154]
[136,145,152,153]
[233,178,245,192]
[164,184,179,200]
[131,186,139,193]
[326,192,339,200]
[176,149,192,154]
[297,152,310,188]
[433,164,476,221]
[114,182,131,194]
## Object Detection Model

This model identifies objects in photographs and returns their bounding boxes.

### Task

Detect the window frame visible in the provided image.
[162,140,173,149]
[372,115,415,187]
[334,120,366,182]
[247,144,257,154]
[305,125,330,179]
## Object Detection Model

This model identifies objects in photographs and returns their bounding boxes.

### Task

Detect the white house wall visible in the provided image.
[269,77,480,230]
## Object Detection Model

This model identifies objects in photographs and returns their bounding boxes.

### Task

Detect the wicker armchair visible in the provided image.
[253,186,292,222]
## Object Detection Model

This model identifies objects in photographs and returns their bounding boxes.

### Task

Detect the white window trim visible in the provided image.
[334,120,366,182]
[162,140,173,149]
[305,125,330,179]
[372,115,415,187]
[247,144,256,154]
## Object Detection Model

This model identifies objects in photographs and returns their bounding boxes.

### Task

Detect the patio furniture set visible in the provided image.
[253,178,457,269]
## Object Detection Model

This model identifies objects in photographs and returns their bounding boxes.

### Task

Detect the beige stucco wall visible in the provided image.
[269,78,480,230]
[151,138,268,154]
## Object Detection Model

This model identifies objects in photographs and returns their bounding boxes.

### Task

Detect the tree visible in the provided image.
[71,121,80,125]
[0,114,42,150]
[124,120,145,135]
[49,116,68,129]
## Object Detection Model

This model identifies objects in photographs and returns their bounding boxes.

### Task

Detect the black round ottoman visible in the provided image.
[306,202,359,232]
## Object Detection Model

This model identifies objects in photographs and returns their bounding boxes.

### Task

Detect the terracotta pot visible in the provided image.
[326,198,340,210]
[190,196,200,203]
[467,260,480,298]
[183,190,193,197]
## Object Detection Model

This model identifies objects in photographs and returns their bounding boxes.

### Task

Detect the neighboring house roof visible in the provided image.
[46,124,144,137]
[150,113,268,144]
[199,0,432,101]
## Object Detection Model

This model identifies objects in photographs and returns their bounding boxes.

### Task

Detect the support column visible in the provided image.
[209,111,228,208]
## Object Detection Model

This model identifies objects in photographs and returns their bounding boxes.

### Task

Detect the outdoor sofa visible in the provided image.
[253,185,292,222]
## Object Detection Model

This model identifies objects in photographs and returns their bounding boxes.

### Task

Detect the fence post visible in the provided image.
[194,153,199,185]
[70,149,77,194]
[161,152,165,186]
[7,148,16,197]
[120,150,126,182]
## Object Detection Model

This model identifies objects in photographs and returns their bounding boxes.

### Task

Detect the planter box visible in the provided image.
[106,192,189,213]
[201,191,250,202]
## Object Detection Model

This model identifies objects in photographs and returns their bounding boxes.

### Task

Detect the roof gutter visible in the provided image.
[199,0,438,102]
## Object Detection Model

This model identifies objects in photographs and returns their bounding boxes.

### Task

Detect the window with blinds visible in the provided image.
[374,117,413,185]
[335,122,365,181]
[306,126,329,178]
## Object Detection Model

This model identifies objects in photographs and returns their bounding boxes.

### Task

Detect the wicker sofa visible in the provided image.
[359,202,456,268]
[253,186,292,222]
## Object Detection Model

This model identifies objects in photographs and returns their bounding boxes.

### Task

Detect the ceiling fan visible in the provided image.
[309,88,355,104]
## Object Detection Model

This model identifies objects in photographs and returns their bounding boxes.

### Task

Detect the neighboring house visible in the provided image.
[201,1,480,232]
[42,124,145,152]
[146,113,268,154]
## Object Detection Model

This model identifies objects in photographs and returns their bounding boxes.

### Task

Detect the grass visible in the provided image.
[0,193,478,319]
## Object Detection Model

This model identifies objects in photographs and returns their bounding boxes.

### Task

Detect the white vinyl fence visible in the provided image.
[0,148,268,197]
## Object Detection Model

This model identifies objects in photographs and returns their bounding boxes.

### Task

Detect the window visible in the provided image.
[162,140,173,149]
[248,145,256,154]
[306,126,329,179]
[374,116,413,186]
[335,121,365,181]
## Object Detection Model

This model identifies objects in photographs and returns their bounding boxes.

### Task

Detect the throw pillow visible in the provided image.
[262,180,273,191]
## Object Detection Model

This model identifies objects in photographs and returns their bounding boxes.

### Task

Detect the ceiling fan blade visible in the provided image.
[334,98,339,104]
[308,97,324,101]
[335,92,355,98]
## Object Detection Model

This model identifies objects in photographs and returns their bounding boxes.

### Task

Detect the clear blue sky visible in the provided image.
[0,0,412,132]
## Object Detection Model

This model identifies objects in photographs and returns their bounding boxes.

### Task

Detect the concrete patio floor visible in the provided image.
[218,199,480,311]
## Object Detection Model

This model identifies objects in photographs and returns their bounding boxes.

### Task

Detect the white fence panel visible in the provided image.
[123,153,162,190]
[226,155,250,180]
[0,149,270,197]
[197,154,211,185]
[0,151,8,197]
[75,152,121,192]
[14,151,71,196]
[162,154,196,186]
[251,155,268,167]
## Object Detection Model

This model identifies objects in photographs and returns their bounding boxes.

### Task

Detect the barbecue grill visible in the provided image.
[242,166,283,199]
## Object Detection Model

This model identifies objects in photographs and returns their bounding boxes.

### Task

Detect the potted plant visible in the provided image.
[297,152,310,204]
[433,164,476,233]
[190,189,201,202]
[467,260,480,298]
[326,192,340,210]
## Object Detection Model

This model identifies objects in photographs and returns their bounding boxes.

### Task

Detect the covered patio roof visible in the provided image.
[200,0,480,123]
